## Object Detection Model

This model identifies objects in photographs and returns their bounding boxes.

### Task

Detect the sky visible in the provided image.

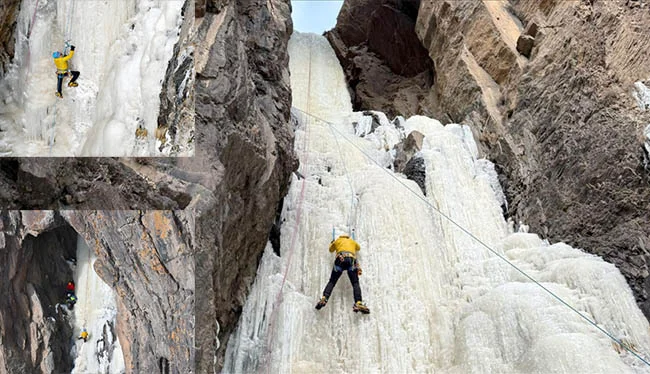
[291,0,344,34]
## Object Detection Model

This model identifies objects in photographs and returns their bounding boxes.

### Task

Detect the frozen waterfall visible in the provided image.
[71,236,124,374]
[0,0,184,156]
[223,32,650,373]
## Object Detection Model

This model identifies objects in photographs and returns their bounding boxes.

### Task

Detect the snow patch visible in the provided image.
[633,81,650,111]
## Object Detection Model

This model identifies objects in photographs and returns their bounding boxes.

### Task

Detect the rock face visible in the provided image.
[0,158,191,209]
[394,130,424,173]
[157,0,195,156]
[193,0,296,371]
[325,0,436,117]
[403,156,426,195]
[516,34,534,58]
[0,211,78,374]
[0,0,19,77]
[331,0,650,317]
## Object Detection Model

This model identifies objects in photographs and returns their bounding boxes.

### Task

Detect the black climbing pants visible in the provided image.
[322,256,362,303]
[57,71,80,94]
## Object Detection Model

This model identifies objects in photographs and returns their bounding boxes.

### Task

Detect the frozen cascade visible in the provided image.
[72,235,125,374]
[0,0,184,156]
[223,32,650,373]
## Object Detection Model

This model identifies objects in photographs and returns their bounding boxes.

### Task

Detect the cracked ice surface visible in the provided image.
[224,32,650,373]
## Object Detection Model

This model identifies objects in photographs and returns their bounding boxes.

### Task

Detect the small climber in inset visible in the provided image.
[315,232,370,314]
[66,281,75,293]
[52,44,80,98]
[78,328,88,342]
[65,292,77,310]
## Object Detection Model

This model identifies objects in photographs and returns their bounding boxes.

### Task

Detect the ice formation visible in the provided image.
[71,236,124,374]
[224,32,650,373]
[0,0,184,156]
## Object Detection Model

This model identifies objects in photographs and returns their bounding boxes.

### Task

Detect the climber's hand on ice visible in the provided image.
[357,267,362,276]
[70,45,76,51]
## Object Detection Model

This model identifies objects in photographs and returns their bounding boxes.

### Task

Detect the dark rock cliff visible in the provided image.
[330,0,650,317]
[193,0,296,371]
[325,0,436,117]
[0,158,189,209]
[0,0,19,78]
[0,211,76,374]
[157,0,195,156]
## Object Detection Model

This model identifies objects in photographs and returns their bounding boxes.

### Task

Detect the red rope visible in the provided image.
[25,0,40,86]
[27,0,40,39]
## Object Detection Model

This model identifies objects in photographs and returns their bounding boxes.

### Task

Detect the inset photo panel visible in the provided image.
[0,0,195,156]
[0,210,194,373]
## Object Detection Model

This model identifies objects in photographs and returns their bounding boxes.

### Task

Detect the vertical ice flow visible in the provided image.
[224,32,650,373]
[72,236,125,374]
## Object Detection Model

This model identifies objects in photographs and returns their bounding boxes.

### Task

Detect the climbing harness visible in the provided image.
[291,106,650,367]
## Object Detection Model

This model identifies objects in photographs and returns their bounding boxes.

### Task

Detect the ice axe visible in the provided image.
[63,40,71,55]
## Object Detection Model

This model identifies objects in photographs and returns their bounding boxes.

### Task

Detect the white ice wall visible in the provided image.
[223,32,650,374]
[72,236,125,374]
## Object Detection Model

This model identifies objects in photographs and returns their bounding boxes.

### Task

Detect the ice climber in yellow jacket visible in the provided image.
[52,45,80,98]
[315,233,370,314]
[78,328,88,342]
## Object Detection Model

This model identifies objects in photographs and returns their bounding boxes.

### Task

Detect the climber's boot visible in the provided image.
[55,92,63,98]
[315,296,328,310]
[68,82,78,87]
[353,301,370,314]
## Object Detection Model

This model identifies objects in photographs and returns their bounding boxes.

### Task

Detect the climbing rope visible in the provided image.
[24,0,40,94]
[328,123,357,237]
[27,0,40,40]
[291,106,650,367]
[49,102,56,154]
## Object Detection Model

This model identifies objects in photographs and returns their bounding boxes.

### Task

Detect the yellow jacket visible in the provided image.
[329,235,360,256]
[54,50,74,72]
